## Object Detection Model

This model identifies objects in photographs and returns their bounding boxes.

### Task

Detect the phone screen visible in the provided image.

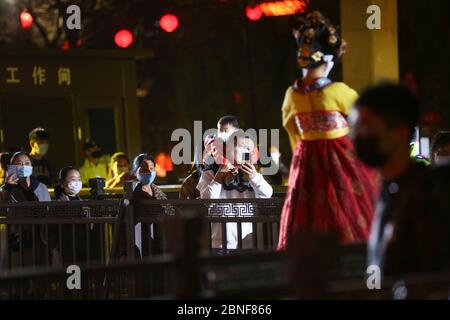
[6,165,17,177]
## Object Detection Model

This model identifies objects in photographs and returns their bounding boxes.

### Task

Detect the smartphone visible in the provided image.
[6,165,17,177]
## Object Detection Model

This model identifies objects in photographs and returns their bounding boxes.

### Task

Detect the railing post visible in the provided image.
[165,210,203,299]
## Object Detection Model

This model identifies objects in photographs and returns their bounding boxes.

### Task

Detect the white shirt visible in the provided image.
[197,170,273,249]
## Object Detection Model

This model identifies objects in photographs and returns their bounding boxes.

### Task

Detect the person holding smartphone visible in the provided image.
[0,152,51,269]
[197,135,273,251]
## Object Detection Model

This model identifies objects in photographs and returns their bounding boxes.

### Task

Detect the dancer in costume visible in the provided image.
[278,11,379,250]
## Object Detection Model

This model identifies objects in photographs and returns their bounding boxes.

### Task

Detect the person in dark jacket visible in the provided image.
[351,83,450,276]
[51,166,86,266]
[0,152,51,269]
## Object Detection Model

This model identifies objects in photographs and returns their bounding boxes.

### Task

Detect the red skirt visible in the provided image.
[278,136,380,250]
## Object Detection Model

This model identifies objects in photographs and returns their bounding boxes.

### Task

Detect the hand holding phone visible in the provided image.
[5,165,19,185]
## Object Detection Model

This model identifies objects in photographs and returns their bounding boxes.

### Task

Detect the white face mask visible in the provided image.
[217,131,233,143]
[37,144,49,156]
[434,156,450,167]
[66,180,82,196]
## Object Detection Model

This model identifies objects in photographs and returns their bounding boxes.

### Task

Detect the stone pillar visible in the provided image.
[340,0,399,92]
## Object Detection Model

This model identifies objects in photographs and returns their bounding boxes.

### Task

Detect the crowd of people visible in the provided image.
[0,10,449,278]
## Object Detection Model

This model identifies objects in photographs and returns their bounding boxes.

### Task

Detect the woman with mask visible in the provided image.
[278,11,379,250]
[132,153,167,200]
[54,166,83,201]
[0,152,51,202]
[0,152,51,269]
[51,167,86,266]
[106,152,133,188]
[129,154,167,258]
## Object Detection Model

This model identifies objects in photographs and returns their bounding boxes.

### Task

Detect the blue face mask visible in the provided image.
[138,171,156,185]
[16,165,33,179]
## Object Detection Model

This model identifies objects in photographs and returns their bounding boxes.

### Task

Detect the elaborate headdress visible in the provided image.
[293,11,347,70]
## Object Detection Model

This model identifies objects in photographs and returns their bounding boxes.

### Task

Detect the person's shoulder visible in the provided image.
[324,82,356,94]
[151,184,167,199]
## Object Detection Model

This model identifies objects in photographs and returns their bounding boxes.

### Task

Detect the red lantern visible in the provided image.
[20,10,33,29]
[246,6,263,21]
[114,29,133,48]
[160,14,179,33]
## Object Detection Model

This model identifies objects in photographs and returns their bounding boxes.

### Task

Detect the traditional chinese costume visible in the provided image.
[278,11,379,250]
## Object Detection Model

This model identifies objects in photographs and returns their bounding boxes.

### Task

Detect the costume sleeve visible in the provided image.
[335,83,359,116]
[282,87,301,152]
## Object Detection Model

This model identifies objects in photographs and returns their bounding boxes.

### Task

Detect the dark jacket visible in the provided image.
[368,163,450,276]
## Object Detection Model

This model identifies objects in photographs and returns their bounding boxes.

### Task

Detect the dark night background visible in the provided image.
[0,0,449,166]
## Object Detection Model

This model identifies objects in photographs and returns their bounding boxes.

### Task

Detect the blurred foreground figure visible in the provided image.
[352,83,450,276]
[278,11,379,250]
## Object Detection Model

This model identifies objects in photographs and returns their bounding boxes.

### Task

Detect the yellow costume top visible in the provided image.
[282,81,359,151]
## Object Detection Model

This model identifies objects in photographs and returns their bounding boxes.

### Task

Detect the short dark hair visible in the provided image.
[58,166,79,182]
[431,131,450,155]
[355,83,420,138]
[218,115,239,129]
[29,127,49,142]
[132,153,155,174]
[83,141,98,151]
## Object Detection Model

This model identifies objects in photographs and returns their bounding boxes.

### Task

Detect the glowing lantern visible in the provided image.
[20,11,33,29]
[246,6,263,21]
[160,14,179,33]
[114,29,133,48]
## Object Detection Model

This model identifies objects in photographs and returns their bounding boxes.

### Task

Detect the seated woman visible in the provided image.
[0,152,51,269]
[197,136,273,250]
[106,152,133,188]
[51,166,86,266]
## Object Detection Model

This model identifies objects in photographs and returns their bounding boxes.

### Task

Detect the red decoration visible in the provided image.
[114,29,133,48]
[246,6,263,21]
[160,14,179,33]
[246,0,308,21]
[62,40,70,50]
[20,11,33,29]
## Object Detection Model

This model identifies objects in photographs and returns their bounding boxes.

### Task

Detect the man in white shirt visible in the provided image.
[197,136,273,249]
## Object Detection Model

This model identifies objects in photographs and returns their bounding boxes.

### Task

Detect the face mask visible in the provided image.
[217,131,233,143]
[138,171,156,185]
[114,166,129,176]
[15,165,33,179]
[434,156,450,167]
[354,135,388,167]
[67,180,82,195]
[37,144,49,156]
[91,150,102,159]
